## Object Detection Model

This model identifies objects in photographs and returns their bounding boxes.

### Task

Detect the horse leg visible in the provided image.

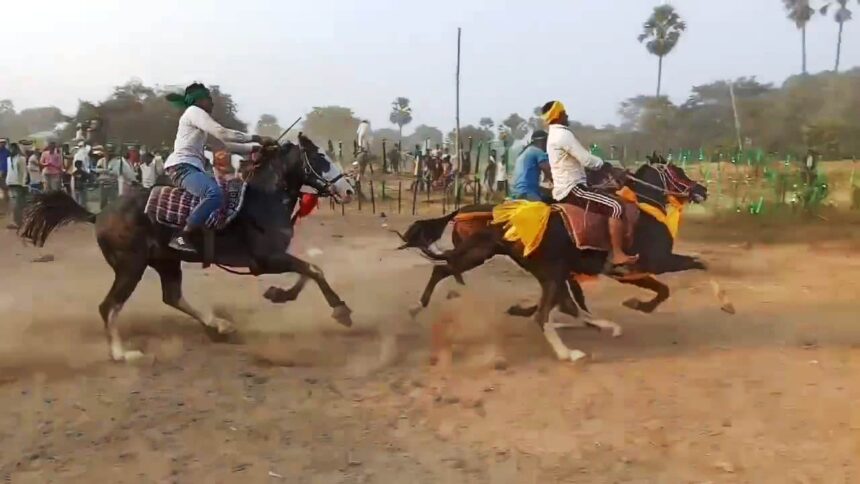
[619,276,670,314]
[536,278,587,363]
[151,259,235,338]
[509,278,621,338]
[255,253,353,327]
[262,275,309,304]
[562,278,622,337]
[98,262,146,362]
[413,236,496,317]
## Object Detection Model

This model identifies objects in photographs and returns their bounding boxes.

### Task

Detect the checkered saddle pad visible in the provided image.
[144,178,247,230]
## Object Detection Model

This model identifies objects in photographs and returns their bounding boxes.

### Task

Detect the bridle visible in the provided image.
[243,143,346,199]
[627,163,697,200]
[298,146,346,199]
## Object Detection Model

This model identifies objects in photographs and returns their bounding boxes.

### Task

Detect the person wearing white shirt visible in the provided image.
[541,100,637,269]
[163,83,263,252]
[356,120,372,152]
[139,152,164,189]
[354,120,373,181]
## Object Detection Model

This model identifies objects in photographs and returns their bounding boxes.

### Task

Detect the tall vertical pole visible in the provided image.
[454,27,462,210]
[729,79,743,155]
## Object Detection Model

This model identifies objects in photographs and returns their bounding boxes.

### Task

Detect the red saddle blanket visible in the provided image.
[144,178,246,230]
[552,202,639,251]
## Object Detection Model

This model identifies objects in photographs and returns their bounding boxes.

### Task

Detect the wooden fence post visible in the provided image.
[398,181,402,214]
[370,180,376,214]
[382,139,388,173]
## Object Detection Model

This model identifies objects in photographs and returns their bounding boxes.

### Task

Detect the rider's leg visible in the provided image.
[565,185,637,266]
[169,165,223,252]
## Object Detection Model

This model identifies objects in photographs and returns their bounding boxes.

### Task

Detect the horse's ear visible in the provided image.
[646,151,657,164]
[658,155,668,165]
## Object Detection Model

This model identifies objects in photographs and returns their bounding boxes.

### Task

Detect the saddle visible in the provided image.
[552,201,639,252]
[144,178,247,231]
[144,178,247,268]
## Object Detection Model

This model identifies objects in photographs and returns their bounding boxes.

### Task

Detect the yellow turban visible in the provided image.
[541,101,566,124]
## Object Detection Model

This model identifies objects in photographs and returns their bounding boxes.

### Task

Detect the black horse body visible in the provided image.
[398,159,710,362]
[20,135,355,362]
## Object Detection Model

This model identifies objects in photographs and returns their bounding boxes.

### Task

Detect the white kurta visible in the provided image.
[165,105,255,171]
[546,124,604,200]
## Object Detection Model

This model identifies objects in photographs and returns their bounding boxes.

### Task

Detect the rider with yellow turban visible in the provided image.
[541,100,638,270]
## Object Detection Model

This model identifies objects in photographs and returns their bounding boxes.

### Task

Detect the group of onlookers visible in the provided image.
[0,136,174,229]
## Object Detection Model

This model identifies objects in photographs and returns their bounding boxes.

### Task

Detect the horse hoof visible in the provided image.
[408,305,423,319]
[622,298,642,311]
[721,303,736,315]
[568,350,588,363]
[123,350,147,362]
[264,286,294,303]
[332,304,353,327]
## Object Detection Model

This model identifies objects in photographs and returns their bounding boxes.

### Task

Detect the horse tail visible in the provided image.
[19,190,96,247]
[393,210,460,253]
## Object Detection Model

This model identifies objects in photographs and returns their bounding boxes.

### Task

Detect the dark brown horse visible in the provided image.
[19,134,355,362]
[397,156,725,362]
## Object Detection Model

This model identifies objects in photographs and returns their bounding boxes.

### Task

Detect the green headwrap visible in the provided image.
[166,86,211,109]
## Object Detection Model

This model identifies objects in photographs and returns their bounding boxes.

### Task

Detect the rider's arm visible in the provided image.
[538,156,553,183]
[186,106,253,144]
[558,129,603,170]
[222,142,260,155]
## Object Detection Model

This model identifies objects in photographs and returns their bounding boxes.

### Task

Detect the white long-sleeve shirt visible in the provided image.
[547,124,604,200]
[356,121,372,151]
[165,105,255,171]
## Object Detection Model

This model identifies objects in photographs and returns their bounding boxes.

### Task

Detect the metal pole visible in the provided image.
[454,27,462,214]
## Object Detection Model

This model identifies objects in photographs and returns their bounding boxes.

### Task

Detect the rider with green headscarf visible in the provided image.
[163,82,264,253]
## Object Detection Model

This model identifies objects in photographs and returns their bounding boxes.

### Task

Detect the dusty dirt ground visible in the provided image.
[2,209,860,483]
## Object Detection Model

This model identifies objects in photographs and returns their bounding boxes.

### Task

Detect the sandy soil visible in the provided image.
[2,210,860,483]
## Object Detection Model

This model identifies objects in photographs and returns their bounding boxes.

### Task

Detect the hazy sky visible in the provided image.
[2,0,858,133]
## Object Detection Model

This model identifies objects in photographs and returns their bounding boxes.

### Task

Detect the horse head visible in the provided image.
[250,134,355,204]
[295,133,355,204]
[633,152,708,206]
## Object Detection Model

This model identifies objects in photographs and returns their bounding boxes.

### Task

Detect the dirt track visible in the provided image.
[2,211,860,483]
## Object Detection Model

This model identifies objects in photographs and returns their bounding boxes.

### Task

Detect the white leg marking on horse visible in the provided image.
[176,297,234,334]
[548,305,580,330]
[582,313,623,338]
[543,324,570,360]
[107,306,125,361]
[543,309,587,362]
[107,305,143,361]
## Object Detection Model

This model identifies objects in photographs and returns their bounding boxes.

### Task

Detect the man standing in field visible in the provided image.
[40,141,64,191]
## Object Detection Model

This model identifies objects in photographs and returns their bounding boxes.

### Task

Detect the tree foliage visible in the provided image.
[638,4,686,96]
[389,97,413,138]
[255,114,283,138]
[301,106,361,149]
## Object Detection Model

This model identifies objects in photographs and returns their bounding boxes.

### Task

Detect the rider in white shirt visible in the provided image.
[542,100,637,269]
[163,83,263,252]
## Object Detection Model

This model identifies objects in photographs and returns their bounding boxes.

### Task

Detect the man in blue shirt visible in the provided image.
[0,138,10,204]
[511,130,552,201]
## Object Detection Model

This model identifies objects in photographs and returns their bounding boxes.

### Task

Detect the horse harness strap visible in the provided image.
[202,229,215,269]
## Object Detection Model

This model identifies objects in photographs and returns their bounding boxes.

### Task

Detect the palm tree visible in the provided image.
[783,0,815,74]
[389,97,413,143]
[638,4,686,98]
[821,0,856,72]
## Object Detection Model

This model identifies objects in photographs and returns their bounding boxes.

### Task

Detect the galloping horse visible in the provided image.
[397,155,721,362]
[20,134,355,362]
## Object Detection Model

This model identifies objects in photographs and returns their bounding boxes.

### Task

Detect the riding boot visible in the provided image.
[169,228,197,253]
